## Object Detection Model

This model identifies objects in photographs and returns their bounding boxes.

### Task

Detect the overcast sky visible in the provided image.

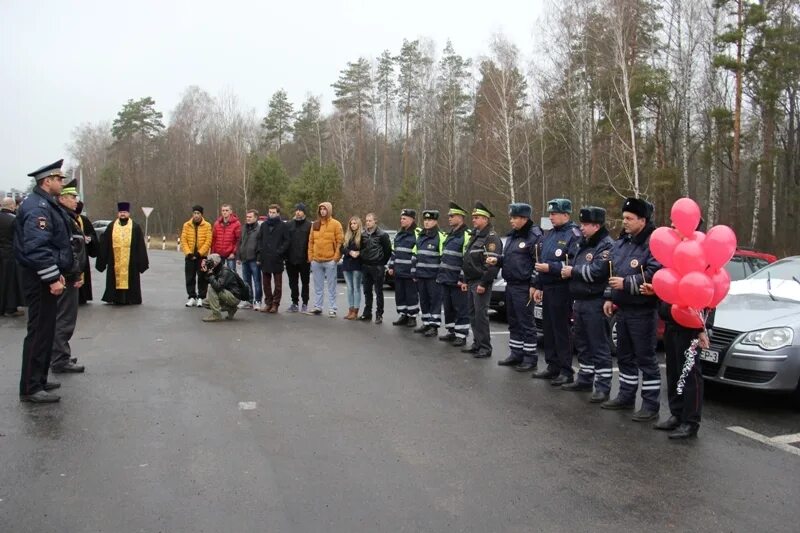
[0,0,545,191]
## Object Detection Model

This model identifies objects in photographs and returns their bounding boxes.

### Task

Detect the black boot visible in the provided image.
[358,314,372,322]
[423,327,439,337]
[405,317,417,328]
[392,314,409,326]
[439,332,456,342]
[668,423,699,439]
[413,324,428,334]
[653,415,680,431]
[451,337,467,347]
[498,355,523,367]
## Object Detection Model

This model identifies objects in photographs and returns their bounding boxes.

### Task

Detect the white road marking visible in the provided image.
[727,426,800,457]
[238,402,257,410]
[490,331,510,336]
[769,433,800,445]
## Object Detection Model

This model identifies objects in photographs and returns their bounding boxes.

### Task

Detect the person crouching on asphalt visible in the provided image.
[202,254,244,322]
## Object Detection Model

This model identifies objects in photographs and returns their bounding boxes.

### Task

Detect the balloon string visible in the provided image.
[677,308,709,396]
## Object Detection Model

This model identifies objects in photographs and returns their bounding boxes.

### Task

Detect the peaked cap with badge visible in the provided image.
[471,201,494,218]
[28,159,67,181]
[447,202,468,217]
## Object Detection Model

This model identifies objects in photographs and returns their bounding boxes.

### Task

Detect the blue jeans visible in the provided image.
[343,270,363,309]
[241,260,262,303]
[226,258,237,273]
[311,260,338,311]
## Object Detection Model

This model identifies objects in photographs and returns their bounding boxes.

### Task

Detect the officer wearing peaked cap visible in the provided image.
[602,197,662,422]
[14,160,75,403]
[412,210,447,336]
[436,202,472,347]
[492,203,544,371]
[560,207,614,401]
[532,198,582,385]
[387,208,421,327]
[460,202,502,359]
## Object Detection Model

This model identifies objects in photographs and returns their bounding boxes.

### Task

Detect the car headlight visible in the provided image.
[740,327,794,351]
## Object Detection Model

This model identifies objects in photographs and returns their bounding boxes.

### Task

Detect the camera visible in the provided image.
[203,257,215,270]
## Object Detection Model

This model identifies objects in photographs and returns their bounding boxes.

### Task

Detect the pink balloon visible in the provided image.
[678,271,714,308]
[650,227,682,268]
[703,225,737,271]
[671,305,705,329]
[652,268,682,305]
[690,231,706,244]
[673,239,707,275]
[708,268,731,308]
[671,198,702,237]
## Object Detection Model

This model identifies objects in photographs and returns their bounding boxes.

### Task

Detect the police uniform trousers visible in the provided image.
[615,306,661,411]
[542,284,574,377]
[394,277,419,317]
[19,268,58,396]
[573,298,612,393]
[441,284,469,339]
[664,324,702,424]
[468,281,492,352]
[51,281,80,370]
[506,282,537,363]
[417,278,442,327]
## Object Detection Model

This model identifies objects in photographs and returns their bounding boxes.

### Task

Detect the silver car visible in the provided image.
[702,257,800,404]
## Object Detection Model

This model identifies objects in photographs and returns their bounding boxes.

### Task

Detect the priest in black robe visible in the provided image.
[75,201,99,305]
[96,202,149,305]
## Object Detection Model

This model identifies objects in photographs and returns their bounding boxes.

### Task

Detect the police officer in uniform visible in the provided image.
[560,207,614,401]
[387,209,421,328]
[412,210,446,337]
[460,202,502,359]
[51,179,88,374]
[436,202,471,347]
[14,160,74,403]
[602,197,662,422]
[532,199,582,385]
[491,203,543,371]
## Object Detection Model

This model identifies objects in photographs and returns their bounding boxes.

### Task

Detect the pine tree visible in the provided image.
[261,89,294,151]
[332,57,373,181]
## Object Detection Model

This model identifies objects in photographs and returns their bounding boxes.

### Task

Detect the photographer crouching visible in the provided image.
[201,253,246,322]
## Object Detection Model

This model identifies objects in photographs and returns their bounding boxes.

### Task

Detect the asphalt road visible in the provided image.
[1,250,799,533]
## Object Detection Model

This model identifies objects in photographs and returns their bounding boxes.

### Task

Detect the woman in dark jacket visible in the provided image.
[256,204,290,313]
[341,216,363,320]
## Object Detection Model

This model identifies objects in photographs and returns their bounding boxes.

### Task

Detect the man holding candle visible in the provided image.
[602,197,662,421]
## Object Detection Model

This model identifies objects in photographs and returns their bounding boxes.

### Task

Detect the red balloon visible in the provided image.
[678,271,714,308]
[671,198,702,238]
[672,239,706,275]
[708,268,731,308]
[671,305,705,328]
[652,268,682,305]
[690,231,706,244]
[650,227,682,267]
[703,225,737,271]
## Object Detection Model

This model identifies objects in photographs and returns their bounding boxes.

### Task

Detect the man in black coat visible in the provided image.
[96,202,149,305]
[285,203,312,313]
[256,204,290,313]
[75,201,99,305]
[0,197,24,316]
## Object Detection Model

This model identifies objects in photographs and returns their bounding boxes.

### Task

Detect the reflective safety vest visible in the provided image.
[388,225,421,279]
[413,227,447,279]
[436,225,470,286]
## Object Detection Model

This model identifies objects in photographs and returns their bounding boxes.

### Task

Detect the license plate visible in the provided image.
[699,349,719,363]
[534,306,542,320]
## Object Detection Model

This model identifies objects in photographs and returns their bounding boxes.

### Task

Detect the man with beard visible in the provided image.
[75,200,99,305]
[96,202,149,305]
[0,197,24,317]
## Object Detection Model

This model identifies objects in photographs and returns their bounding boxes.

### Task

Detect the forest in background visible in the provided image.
[67,0,800,255]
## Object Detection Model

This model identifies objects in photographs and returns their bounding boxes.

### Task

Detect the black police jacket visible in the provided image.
[14,186,74,283]
[533,221,582,289]
[462,223,502,287]
[569,226,613,299]
[606,222,662,308]
[499,220,543,285]
[388,225,421,279]
[62,207,88,282]
[436,225,470,286]
[361,227,392,266]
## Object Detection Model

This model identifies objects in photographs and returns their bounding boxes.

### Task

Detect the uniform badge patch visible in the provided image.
[630,259,639,268]
[585,253,593,261]
[36,217,47,230]
[487,243,496,252]
[602,250,610,259]
[428,243,434,249]
[555,249,563,257]
[518,242,526,248]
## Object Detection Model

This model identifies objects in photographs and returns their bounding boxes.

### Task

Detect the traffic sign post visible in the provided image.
[142,207,154,248]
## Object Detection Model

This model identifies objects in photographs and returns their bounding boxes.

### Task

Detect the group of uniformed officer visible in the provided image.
[15,160,88,404]
[386,196,691,437]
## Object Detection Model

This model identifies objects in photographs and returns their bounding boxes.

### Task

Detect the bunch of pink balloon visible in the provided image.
[650,198,737,328]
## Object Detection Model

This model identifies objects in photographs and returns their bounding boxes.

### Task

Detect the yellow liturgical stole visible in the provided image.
[112,219,133,290]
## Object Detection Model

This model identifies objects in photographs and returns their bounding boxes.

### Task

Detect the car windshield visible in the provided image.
[747,259,800,281]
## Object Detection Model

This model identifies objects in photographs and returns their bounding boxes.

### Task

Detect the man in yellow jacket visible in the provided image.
[306,202,343,317]
[180,205,213,307]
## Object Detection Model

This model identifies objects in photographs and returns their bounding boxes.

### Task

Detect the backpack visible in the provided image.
[232,270,252,302]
